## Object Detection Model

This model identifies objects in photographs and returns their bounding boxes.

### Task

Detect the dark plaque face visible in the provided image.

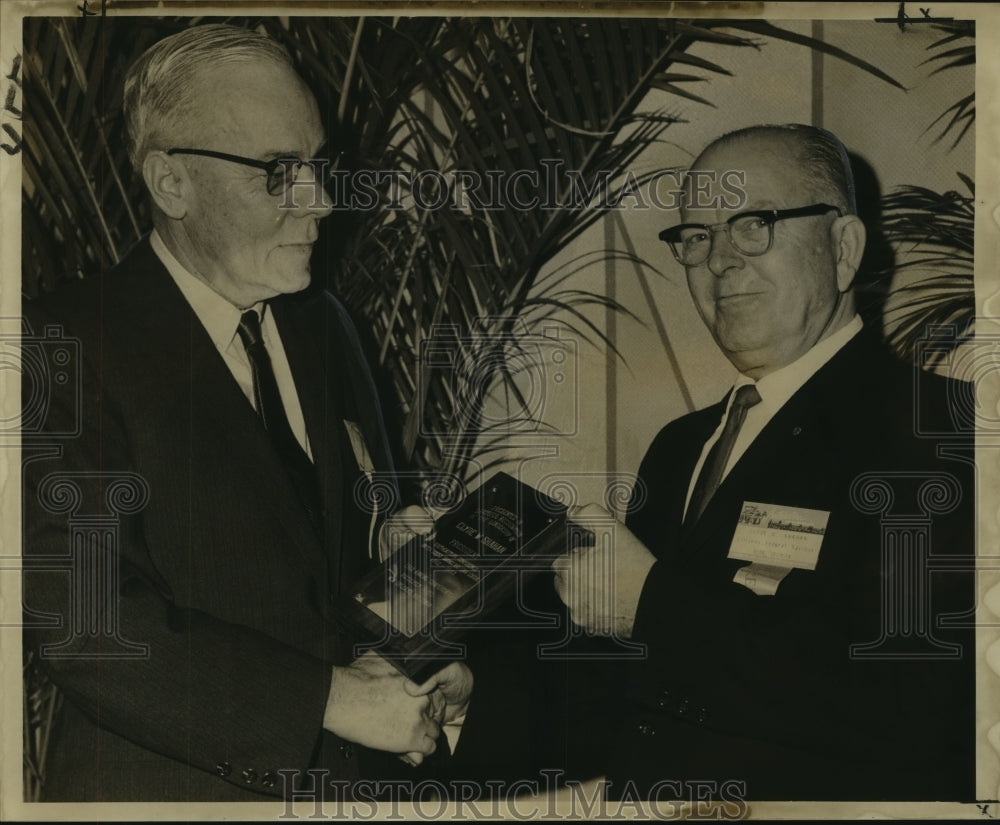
[343,472,569,676]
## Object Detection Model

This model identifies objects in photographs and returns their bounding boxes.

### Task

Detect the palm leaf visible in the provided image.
[926,93,974,150]
[921,22,975,149]
[877,177,975,364]
[718,19,905,89]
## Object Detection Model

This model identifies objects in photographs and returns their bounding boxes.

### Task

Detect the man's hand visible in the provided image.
[379,504,436,559]
[397,661,474,767]
[551,503,656,638]
[324,651,440,755]
[404,661,474,724]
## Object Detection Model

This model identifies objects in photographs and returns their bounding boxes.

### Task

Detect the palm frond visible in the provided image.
[719,20,905,89]
[925,92,975,150]
[921,22,975,149]
[878,176,975,364]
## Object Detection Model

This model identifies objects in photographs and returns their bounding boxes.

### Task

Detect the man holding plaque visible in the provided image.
[552,124,975,801]
[22,23,469,801]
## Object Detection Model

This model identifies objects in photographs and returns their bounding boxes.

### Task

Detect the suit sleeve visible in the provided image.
[21,299,356,797]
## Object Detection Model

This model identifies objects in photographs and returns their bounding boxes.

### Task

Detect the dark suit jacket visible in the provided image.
[612,329,975,801]
[22,238,406,801]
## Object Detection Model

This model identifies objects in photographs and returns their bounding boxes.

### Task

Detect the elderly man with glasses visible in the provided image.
[551,124,975,802]
[22,23,470,802]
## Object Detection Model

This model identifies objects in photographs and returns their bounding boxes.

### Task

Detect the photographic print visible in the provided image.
[2,1,996,821]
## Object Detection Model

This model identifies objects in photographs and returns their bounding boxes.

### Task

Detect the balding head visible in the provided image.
[689,124,857,217]
[669,124,866,378]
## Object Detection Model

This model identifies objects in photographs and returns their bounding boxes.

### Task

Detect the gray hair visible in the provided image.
[703,123,857,215]
[123,24,293,171]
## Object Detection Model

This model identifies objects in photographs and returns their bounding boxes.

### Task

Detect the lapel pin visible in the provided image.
[792,426,803,436]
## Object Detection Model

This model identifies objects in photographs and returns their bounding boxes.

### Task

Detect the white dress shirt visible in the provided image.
[683,315,863,519]
[150,230,313,459]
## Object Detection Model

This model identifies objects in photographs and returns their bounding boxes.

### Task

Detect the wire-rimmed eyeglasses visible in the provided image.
[658,203,843,266]
[166,148,332,197]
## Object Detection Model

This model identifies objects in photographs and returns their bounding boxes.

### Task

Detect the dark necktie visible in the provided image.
[237,309,322,529]
[685,383,762,527]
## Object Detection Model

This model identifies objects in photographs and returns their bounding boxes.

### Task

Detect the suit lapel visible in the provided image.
[119,240,326,573]
[678,332,871,561]
[272,295,379,614]
[668,403,727,552]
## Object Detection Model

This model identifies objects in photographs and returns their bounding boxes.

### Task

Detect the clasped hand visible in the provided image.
[551,503,656,638]
[324,652,473,764]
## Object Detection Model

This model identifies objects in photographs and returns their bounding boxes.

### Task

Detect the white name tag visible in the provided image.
[727,501,829,570]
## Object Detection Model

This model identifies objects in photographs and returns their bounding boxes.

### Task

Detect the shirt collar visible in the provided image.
[150,229,265,352]
[744,314,863,414]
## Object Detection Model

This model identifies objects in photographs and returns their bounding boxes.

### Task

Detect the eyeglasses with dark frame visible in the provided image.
[658,203,843,266]
[165,148,332,197]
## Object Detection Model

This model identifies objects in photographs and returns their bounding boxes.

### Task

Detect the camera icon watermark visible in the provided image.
[418,318,578,440]
[0,318,82,440]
